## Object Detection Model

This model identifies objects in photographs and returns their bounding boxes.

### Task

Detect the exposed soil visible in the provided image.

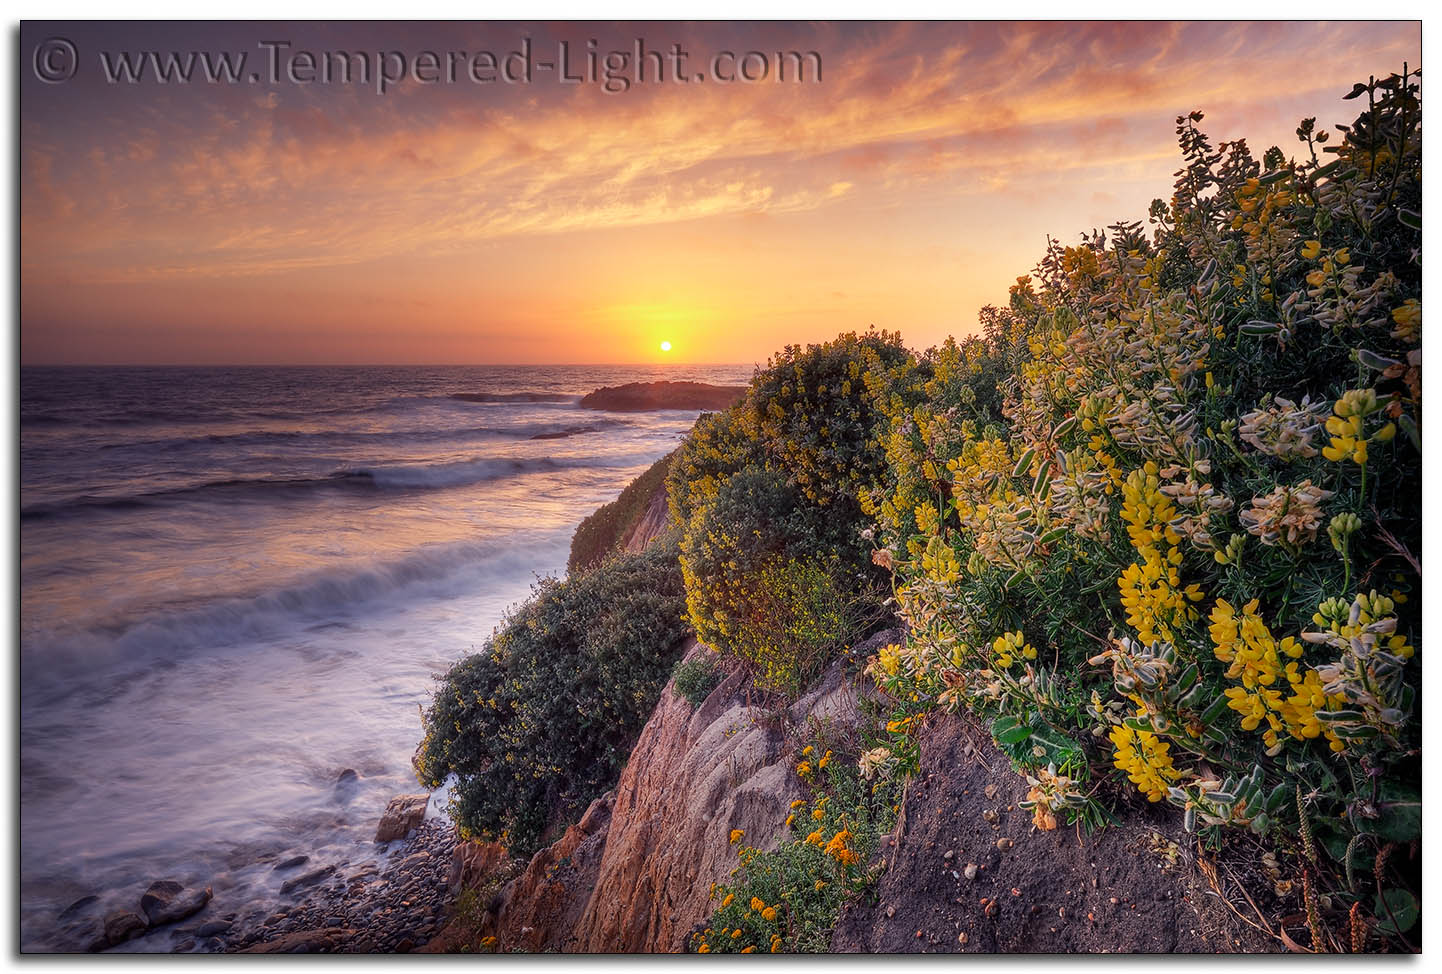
[831,713,1279,953]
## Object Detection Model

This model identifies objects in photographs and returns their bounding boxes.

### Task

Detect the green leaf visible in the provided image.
[1054,416,1078,440]
[1240,320,1282,336]
[1259,169,1290,185]
[1356,348,1401,371]
[1398,208,1421,230]
[1012,448,1037,480]
[1265,782,1291,814]
[1374,888,1418,935]
[992,716,1032,746]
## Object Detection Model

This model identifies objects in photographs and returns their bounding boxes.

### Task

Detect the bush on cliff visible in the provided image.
[669,331,910,693]
[416,539,689,856]
[679,468,879,696]
[568,450,676,573]
[866,70,1421,948]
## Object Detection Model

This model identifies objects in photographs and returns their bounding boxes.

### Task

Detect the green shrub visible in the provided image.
[679,467,878,696]
[415,540,689,856]
[672,657,724,707]
[569,450,676,573]
[669,332,910,693]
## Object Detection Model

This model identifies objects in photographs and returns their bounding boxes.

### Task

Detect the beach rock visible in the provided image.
[197,919,233,937]
[281,865,336,894]
[141,881,213,927]
[237,928,359,953]
[58,894,99,922]
[375,794,429,842]
[273,855,309,871]
[447,838,507,895]
[102,910,148,947]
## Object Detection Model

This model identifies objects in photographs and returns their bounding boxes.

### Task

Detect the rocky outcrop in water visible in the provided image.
[578,381,745,412]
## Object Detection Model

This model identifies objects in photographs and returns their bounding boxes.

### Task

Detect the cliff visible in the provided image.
[427,634,1274,953]
[427,634,884,952]
[567,451,676,573]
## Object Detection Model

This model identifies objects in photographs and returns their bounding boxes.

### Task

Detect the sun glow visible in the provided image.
[660,341,672,352]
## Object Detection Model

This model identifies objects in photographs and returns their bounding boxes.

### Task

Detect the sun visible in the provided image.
[659,341,672,352]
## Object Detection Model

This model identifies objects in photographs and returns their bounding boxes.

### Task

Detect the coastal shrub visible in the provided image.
[672,656,724,707]
[669,332,912,692]
[679,467,880,696]
[865,70,1421,949]
[415,539,690,857]
[689,739,901,953]
[568,450,676,572]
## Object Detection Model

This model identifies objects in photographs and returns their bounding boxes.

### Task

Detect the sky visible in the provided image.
[19,21,1421,365]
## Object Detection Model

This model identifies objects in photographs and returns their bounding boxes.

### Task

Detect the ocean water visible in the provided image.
[18,364,751,952]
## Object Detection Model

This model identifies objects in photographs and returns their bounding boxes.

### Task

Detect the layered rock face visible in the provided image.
[441,632,1273,954]
[466,637,880,952]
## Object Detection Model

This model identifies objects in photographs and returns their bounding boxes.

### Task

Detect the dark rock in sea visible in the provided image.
[578,380,746,412]
[171,938,197,953]
[58,894,100,922]
[197,919,233,937]
[102,910,148,947]
[273,855,310,871]
[529,425,602,440]
[141,881,213,927]
[280,865,336,894]
[375,793,429,843]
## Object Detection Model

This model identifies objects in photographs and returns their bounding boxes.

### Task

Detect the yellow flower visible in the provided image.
[697,944,711,954]
[814,880,827,892]
[1108,724,1179,802]
[761,906,778,922]
[811,807,825,821]
[729,829,744,844]
[785,814,795,827]
[790,799,806,810]
[805,829,825,846]
[1301,239,1322,260]
[817,750,832,770]
[796,761,813,777]
[801,745,814,757]
[750,896,765,912]
[741,945,756,953]
[722,893,735,907]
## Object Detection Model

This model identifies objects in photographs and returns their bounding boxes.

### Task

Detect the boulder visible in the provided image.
[140,881,212,927]
[446,837,508,896]
[280,865,336,894]
[375,793,430,843]
[102,910,147,947]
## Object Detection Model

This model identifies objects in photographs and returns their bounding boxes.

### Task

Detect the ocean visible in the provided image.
[18,363,752,952]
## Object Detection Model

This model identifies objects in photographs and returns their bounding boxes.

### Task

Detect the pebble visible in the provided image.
[963,863,978,881]
[996,838,1013,851]
[225,817,457,955]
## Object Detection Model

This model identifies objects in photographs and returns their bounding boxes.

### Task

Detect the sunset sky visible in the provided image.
[19,21,1420,365]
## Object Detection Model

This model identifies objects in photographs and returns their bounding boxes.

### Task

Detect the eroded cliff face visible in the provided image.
[455,636,881,953]
[620,486,671,556]
[435,633,1270,954]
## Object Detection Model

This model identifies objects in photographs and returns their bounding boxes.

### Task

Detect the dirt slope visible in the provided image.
[831,713,1278,953]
